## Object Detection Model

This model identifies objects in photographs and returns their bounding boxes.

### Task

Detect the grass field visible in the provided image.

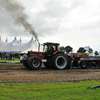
[0,80,100,100]
[0,57,20,62]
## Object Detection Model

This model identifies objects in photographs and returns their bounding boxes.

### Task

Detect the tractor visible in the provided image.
[21,42,69,70]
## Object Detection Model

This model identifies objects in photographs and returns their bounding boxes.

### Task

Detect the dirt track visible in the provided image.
[0,64,100,83]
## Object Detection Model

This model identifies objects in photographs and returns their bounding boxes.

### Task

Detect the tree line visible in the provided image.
[59,46,99,55]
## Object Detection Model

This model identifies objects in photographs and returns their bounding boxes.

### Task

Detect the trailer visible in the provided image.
[69,53,100,69]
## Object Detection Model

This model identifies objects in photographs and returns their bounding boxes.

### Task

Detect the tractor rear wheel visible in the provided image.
[28,56,42,70]
[52,53,69,70]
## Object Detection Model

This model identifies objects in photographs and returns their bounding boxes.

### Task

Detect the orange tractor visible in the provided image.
[21,42,70,70]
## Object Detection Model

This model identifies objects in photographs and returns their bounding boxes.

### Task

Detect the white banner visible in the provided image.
[12,40,20,46]
[84,46,89,51]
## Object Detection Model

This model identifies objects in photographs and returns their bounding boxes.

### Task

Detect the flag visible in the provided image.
[12,40,20,46]
[84,46,89,51]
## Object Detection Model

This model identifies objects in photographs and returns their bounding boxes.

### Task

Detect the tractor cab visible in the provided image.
[43,42,60,54]
[43,42,60,59]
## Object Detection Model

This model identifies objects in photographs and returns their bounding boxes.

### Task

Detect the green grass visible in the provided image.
[0,57,20,62]
[0,80,100,100]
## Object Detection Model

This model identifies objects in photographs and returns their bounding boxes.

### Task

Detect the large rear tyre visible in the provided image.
[52,53,69,70]
[28,56,42,70]
[80,61,87,69]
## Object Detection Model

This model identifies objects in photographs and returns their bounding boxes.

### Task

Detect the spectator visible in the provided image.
[1,53,3,60]
[0,52,1,58]
[10,52,12,60]
[2,53,5,60]
[7,52,10,60]
[12,52,15,60]
[23,53,27,59]
[5,52,8,60]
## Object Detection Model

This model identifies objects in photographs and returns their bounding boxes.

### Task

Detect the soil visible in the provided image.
[0,64,100,83]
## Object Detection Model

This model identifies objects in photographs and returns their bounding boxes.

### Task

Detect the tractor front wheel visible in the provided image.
[28,56,42,70]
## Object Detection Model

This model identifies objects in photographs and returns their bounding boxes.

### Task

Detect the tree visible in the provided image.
[94,51,99,55]
[89,47,93,53]
[59,46,65,52]
[77,47,86,53]
[64,46,73,53]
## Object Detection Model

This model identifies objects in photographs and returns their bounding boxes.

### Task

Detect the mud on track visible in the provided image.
[0,64,100,83]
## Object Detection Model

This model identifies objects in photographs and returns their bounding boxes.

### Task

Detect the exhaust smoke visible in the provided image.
[0,0,39,41]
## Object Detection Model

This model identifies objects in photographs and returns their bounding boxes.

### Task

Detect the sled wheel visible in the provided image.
[80,61,87,69]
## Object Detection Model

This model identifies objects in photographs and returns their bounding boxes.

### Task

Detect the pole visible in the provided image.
[38,42,40,52]
[19,37,21,53]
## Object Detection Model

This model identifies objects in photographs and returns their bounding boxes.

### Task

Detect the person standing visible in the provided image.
[2,53,5,60]
[0,52,1,60]
[13,52,15,60]
[5,52,8,60]
[10,52,12,60]
[1,53,3,60]
[7,52,10,60]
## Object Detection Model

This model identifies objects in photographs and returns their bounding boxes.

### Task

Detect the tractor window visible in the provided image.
[52,46,56,51]
[39,44,43,52]
[43,43,59,53]
[44,44,55,53]
[49,45,56,52]
[44,45,48,52]
[49,45,54,51]
[53,46,56,50]
[58,46,60,51]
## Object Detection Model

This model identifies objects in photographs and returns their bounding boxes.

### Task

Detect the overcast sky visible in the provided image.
[0,0,100,52]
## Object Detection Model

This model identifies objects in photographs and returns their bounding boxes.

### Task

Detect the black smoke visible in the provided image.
[0,0,38,41]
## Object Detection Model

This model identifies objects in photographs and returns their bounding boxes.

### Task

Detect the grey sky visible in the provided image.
[0,0,100,52]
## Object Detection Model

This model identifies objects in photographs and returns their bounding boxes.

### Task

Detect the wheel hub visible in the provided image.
[56,56,67,69]
[32,59,40,68]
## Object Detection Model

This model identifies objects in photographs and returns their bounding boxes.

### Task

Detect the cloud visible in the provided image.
[0,0,100,52]
[0,0,38,41]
